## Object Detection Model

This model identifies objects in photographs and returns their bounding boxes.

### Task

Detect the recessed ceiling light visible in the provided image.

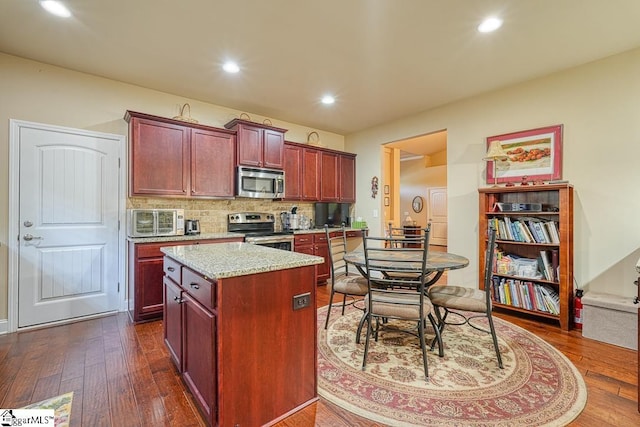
[321,95,335,105]
[222,61,240,74]
[39,0,72,18]
[478,17,502,33]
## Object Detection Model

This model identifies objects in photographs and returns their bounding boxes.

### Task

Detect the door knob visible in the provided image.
[23,234,43,241]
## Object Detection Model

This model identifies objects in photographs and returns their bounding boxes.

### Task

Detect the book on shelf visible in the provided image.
[491,277,560,315]
[545,221,560,243]
[539,250,554,281]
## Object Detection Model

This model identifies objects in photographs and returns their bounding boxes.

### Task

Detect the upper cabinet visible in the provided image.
[224,118,286,169]
[283,141,356,203]
[338,154,356,203]
[125,111,236,198]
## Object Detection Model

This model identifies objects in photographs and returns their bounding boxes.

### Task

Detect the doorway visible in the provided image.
[383,130,448,246]
[8,120,125,331]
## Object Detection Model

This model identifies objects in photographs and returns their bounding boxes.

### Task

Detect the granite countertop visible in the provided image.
[127,232,245,243]
[161,242,324,279]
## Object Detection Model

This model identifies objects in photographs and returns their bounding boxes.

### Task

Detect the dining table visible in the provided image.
[343,249,469,287]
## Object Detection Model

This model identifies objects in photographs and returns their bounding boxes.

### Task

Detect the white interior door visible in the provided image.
[16,123,121,328]
[428,187,448,246]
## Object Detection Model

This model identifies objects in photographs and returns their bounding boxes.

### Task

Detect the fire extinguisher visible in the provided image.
[574,289,584,330]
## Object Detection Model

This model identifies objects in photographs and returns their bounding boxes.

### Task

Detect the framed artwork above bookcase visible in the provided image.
[478,183,574,330]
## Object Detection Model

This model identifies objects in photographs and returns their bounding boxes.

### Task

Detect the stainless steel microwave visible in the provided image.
[237,166,285,199]
[127,209,185,237]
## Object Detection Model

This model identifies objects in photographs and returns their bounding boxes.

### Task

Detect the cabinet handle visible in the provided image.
[190,283,200,290]
[167,267,175,272]
[173,296,183,303]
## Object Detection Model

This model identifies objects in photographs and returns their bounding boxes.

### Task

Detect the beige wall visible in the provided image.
[0,53,345,322]
[347,47,640,297]
[399,156,447,228]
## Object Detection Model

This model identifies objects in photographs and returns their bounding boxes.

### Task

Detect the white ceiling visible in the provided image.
[1,1,640,136]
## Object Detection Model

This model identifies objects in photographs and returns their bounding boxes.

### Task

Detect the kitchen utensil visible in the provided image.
[185,219,200,235]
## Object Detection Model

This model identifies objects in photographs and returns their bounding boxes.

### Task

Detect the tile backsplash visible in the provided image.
[127,197,315,233]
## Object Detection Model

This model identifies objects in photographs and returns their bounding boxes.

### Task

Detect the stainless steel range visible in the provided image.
[228,212,294,251]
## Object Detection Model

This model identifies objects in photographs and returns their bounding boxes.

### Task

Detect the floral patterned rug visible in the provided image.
[318,305,587,426]
[22,392,73,427]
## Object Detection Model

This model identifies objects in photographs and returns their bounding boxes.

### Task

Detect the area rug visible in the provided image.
[318,305,587,426]
[21,392,73,427]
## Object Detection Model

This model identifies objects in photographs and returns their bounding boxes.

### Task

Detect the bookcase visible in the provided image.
[478,183,574,330]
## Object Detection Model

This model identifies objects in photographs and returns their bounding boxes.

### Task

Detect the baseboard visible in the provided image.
[0,319,8,335]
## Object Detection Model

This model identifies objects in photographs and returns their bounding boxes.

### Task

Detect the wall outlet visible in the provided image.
[292,292,311,310]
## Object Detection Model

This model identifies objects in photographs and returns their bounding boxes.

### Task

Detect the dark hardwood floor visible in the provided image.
[0,274,638,426]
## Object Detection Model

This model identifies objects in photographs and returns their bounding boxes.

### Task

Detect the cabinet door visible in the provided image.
[130,117,189,196]
[320,152,339,201]
[135,256,165,320]
[315,239,331,283]
[302,148,321,201]
[183,293,217,425]
[283,144,302,200]
[262,129,285,169]
[339,154,356,202]
[163,277,183,371]
[191,128,236,198]
[237,124,263,167]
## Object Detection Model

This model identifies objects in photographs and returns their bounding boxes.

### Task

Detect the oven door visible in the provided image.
[245,235,294,251]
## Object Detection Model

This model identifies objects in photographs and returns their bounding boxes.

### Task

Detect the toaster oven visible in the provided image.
[127,209,185,237]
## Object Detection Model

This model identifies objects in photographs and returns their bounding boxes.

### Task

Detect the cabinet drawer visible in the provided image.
[163,256,182,284]
[182,267,216,310]
[346,230,362,238]
[315,234,328,243]
[294,235,313,245]
[137,242,168,258]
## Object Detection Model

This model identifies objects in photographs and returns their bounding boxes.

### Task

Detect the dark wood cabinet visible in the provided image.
[128,116,190,197]
[302,147,321,201]
[320,152,339,201]
[125,111,236,199]
[190,128,235,198]
[224,118,286,169]
[283,141,356,202]
[283,143,303,200]
[182,291,217,425]
[163,275,183,370]
[163,254,317,426]
[162,262,217,426]
[128,237,243,323]
[339,154,356,202]
[294,233,330,283]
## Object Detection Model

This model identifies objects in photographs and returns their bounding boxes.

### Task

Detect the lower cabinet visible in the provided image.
[163,276,183,370]
[294,233,330,283]
[128,237,242,323]
[294,230,364,284]
[182,292,216,424]
[163,261,217,426]
[163,256,318,426]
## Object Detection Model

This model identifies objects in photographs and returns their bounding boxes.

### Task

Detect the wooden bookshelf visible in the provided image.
[479,183,574,330]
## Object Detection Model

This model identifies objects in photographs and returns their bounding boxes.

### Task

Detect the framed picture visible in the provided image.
[412,196,423,213]
[384,196,390,206]
[384,184,390,195]
[486,124,563,185]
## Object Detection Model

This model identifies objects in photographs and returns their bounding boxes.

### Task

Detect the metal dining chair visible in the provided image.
[427,226,503,368]
[359,226,443,380]
[323,225,368,329]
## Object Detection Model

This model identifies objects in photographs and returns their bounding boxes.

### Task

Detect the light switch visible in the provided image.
[373,209,378,218]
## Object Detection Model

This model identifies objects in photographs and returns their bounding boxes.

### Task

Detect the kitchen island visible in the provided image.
[161,242,323,427]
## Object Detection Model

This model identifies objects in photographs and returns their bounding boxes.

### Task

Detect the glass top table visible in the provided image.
[343,250,469,286]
